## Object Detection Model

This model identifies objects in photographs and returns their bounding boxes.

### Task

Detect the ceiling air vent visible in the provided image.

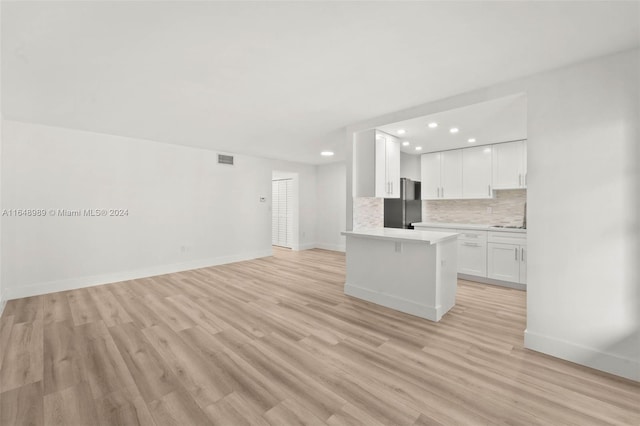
[218,154,234,165]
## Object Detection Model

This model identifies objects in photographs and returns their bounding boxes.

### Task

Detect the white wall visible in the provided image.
[316,162,346,251]
[0,2,4,315]
[400,152,421,181]
[1,120,317,299]
[524,49,639,381]
[346,49,639,381]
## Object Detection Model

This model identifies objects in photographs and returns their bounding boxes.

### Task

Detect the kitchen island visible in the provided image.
[341,228,459,322]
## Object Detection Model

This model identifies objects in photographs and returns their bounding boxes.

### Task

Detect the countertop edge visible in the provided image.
[412,222,527,234]
[341,230,459,245]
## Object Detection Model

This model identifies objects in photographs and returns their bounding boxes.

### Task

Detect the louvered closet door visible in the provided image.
[285,180,293,246]
[272,179,293,248]
[272,181,280,245]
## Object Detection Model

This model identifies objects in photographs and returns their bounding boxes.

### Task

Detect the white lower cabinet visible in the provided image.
[458,240,487,276]
[487,243,521,282]
[487,232,527,285]
[414,225,526,287]
[519,245,527,284]
[457,230,487,277]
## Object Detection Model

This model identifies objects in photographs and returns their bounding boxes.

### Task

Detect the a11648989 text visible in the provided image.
[1,209,129,217]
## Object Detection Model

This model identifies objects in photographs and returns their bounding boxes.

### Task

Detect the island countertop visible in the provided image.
[341,228,458,244]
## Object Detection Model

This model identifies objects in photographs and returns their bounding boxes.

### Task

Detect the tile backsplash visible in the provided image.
[423,189,526,226]
[353,190,526,229]
[353,197,383,229]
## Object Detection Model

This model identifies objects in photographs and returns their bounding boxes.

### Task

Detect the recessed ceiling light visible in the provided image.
[415,146,422,151]
[320,151,334,157]
[397,129,406,135]
[468,138,476,143]
[450,128,459,134]
[428,122,438,128]
[402,141,410,146]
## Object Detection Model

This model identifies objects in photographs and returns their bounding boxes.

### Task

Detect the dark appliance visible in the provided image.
[384,178,422,229]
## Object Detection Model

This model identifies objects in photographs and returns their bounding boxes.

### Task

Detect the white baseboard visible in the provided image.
[345,283,442,322]
[296,242,317,251]
[3,249,273,301]
[524,329,640,382]
[314,242,346,252]
[458,273,526,291]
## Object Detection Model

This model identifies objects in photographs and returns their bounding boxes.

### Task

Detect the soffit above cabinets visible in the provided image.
[378,94,527,155]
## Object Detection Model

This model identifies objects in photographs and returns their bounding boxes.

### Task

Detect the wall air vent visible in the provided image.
[218,154,234,165]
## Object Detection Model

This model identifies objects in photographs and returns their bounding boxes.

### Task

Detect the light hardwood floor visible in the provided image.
[0,248,638,425]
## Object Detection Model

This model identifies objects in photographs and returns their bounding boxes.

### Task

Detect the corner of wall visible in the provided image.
[0,292,6,319]
[524,329,640,382]
[315,242,346,252]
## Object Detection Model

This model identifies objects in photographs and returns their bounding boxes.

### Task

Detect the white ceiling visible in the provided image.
[378,93,527,155]
[2,1,639,164]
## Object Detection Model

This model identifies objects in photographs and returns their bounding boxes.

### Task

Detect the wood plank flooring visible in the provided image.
[1,248,638,425]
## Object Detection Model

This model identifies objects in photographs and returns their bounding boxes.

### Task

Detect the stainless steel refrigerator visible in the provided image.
[384,178,422,229]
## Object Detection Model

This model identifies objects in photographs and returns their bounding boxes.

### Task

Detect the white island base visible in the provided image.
[342,228,458,322]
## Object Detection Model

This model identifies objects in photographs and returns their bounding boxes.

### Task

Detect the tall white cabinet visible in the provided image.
[354,129,401,198]
[492,140,527,189]
[375,131,401,198]
[272,179,293,248]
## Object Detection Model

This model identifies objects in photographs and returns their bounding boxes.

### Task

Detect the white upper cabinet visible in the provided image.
[421,152,441,200]
[440,150,463,199]
[353,129,400,198]
[492,140,527,189]
[421,150,462,200]
[462,145,493,199]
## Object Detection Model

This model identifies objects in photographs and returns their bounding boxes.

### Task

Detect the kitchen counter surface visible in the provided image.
[412,222,527,234]
[342,228,459,244]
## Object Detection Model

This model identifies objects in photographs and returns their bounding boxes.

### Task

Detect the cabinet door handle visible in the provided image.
[488,185,491,196]
[463,242,479,247]
[521,247,525,262]
[464,234,478,238]
[437,187,440,198]
[525,173,527,186]
[441,187,444,198]
[518,174,522,186]
[515,247,518,261]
